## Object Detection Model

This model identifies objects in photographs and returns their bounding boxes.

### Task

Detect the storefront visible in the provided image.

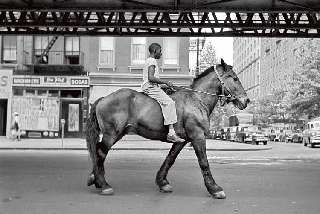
[12,75,89,138]
[0,70,13,137]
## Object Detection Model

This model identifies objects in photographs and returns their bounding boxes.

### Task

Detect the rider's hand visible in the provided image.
[166,81,173,88]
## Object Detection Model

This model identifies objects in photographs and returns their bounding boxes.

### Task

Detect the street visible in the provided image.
[1,141,320,214]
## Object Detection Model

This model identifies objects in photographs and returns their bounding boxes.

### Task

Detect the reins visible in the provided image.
[173,85,232,99]
[171,65,235,101]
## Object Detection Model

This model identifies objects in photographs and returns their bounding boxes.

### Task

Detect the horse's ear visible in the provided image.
[221,58,227,71]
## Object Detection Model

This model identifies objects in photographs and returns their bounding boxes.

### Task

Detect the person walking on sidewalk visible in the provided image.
[11,112,21,141]
[141,43,184,143]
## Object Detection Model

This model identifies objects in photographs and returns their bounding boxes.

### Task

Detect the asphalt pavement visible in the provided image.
[0,135,271,151]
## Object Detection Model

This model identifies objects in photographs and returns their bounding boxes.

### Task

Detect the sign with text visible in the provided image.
[70,77,89,87]
[43,76,69,87]
[12,75,89,87]
[0,70,13,98]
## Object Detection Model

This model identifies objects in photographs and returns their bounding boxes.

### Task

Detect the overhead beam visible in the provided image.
[0,11,319,37]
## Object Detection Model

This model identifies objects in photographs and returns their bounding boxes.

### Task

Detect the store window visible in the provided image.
[100,37,114,65]
[13,89,23,96]
[61,90,81,98]
[132,37,146,65]
[48,90,59,97]
[2,36,17,64]
[65,37,80,64]
[163,38,178,65]
[25,89,36,97]
[37,90,47,97]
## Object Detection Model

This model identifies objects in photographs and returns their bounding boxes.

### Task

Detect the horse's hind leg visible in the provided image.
[88,140,114,195]
[156,142,187,193]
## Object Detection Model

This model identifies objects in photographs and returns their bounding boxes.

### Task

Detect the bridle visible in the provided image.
[173,65,239,103]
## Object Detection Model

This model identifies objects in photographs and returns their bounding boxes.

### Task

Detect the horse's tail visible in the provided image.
[86,97,104,164]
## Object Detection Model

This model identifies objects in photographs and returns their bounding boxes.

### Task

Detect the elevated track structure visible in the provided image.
[0,0,319,37]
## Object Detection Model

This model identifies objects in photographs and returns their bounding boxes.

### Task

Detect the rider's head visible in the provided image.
[149,43,162,59]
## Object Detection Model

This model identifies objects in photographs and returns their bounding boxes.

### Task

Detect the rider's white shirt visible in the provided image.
[142,57,160,90]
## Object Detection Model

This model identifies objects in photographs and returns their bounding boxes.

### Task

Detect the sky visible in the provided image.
[205,37,234,65]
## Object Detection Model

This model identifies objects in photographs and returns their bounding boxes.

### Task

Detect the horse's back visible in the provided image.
[96,88,164,127]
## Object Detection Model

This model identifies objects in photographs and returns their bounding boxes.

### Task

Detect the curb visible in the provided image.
[0,147,272,151]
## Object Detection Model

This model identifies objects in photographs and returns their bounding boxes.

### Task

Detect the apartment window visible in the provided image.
[35,36,52,64]
[132,37,146,64]
[163,37,178,65]
[65,37,80,64]
[100,37,114,65]
[2,36,17,63]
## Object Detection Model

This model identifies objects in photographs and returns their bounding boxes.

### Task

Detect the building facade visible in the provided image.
[0,36,190,139]
[233,37,262,98]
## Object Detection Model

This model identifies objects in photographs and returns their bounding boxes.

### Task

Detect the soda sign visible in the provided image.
[70,77,89,87]
[0,70,13,98]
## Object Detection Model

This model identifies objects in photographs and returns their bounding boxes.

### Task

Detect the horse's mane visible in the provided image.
[190,65,216,88]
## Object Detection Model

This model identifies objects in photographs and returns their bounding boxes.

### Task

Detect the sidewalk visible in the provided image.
[0,135,271,151]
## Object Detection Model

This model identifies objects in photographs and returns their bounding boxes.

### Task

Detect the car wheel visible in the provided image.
[311,143,315,148]
[263,141,267,145]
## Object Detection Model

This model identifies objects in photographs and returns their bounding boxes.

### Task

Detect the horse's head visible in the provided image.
[217,58,250,110]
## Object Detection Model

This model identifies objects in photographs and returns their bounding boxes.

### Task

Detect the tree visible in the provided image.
[199,41,219,72]
[287,39,320,119]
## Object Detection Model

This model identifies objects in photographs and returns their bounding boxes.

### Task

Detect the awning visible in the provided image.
[89,85,141,104]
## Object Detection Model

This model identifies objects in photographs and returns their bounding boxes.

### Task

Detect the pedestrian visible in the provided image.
[11,112,21,141]
[141,43,184,143]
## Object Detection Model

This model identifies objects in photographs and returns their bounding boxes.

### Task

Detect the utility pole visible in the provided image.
[195,37,200,76]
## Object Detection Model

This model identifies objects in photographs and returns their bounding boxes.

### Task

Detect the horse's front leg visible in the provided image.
[156,142,187,193]
[192,135,226,199]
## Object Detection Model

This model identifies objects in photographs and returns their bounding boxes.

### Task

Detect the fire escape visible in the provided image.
[23,34,84,75]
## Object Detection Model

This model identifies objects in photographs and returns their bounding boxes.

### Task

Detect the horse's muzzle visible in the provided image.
[235,96,250,110]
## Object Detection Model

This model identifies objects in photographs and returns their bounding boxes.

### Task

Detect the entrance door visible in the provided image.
[61,101,82,138]
[0,99,8,136]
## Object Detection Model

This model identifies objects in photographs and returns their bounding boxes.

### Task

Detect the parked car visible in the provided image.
[285,135,293,143]
[303,117,320,148]
[274,135,280,142]
[244,133,268,145]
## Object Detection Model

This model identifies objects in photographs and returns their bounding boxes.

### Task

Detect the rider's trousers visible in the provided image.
[143,86,178,125]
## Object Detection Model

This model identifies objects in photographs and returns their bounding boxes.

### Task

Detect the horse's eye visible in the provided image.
[233,77,238,81]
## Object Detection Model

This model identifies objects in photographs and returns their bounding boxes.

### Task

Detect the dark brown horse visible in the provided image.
[86,59,250,199]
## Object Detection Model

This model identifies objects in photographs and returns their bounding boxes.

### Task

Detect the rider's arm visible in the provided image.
[148,65,173,87]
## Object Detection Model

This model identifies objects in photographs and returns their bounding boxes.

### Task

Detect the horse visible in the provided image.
[86,58,250,199]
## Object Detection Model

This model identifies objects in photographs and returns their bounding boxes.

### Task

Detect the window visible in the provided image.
[37,90,47,97]
[100,37,114,65]
[132,37,146,64]
[13,89,23,96]
[25,89,36,97]
[163,38,178,65]
[35,36,52,64]
[65,37,80,64]
[2,36,17,63]
[48,90,59,97]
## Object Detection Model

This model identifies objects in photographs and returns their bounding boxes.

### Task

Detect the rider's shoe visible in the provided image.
[167,134,185,143]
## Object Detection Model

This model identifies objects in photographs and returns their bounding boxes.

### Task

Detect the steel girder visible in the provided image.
[0,0,319,37]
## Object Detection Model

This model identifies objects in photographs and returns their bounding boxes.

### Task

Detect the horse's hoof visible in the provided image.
[100,187,114,195]
[213,191,226,199]
[159,184,173,193]
[87,173,95,186]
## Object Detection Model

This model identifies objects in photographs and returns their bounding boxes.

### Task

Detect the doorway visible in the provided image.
[0,99,8,136]
[61,100,82,138]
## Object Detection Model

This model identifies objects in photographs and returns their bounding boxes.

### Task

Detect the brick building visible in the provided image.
[0,36,190,139]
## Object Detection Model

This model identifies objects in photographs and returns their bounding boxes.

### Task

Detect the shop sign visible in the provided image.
[13,77,41,86]
[0,70,13,98]
[12,75,89,87]
[43,76,69,86]
[70,77,89,87]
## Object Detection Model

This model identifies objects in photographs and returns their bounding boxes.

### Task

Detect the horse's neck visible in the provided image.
[192,77,221,115]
